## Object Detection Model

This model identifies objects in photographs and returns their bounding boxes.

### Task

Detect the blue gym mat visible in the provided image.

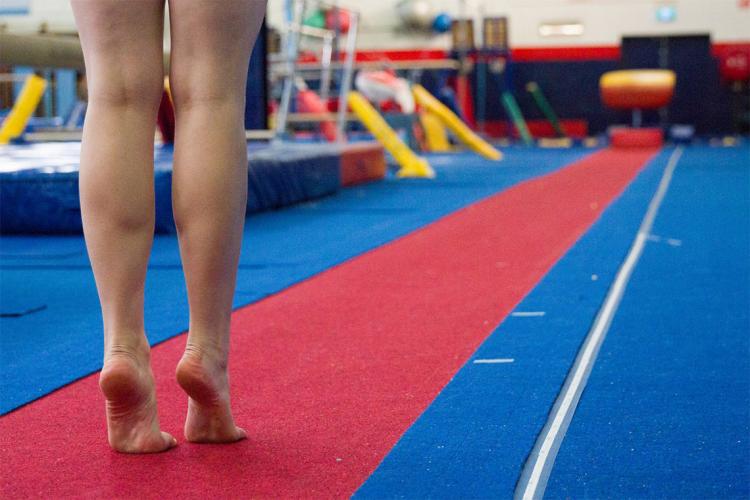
[0,142,340,234]
[354,145,750,498]
[546,145,750,498]
[0,147,589,414]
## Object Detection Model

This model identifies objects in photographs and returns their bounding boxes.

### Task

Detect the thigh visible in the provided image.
[167,0,267,102]
[71,0,166,102]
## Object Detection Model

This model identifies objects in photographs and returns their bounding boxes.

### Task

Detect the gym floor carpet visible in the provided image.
[1,144,748,498]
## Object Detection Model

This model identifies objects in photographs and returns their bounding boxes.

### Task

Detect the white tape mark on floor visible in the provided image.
[473,358,515,364]
[511,312,546,317]
[514,147,684,500]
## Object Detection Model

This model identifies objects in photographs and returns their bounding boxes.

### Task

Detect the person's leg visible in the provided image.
[168,0,266,442]
[71,0,175,453]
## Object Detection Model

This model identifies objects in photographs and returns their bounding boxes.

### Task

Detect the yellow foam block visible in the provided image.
[0,74,47,144]
[538,137,573,148]
[412,84,502,161]
[419,111,451,152]
[347,91,434,179]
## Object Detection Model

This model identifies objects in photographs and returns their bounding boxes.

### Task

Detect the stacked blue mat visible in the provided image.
[0,142,341,234]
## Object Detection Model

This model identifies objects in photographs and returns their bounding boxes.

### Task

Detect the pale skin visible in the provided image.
[71,0,267,453]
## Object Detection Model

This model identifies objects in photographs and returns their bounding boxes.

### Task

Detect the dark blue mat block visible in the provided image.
[247,144,340,213]
[0,142,341,234]
[355,148,676,498]
[0,169,82,234]
[0,148,588,414]
[546,146,750,499]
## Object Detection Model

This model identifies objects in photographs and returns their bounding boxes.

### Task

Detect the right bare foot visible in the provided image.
[99,344,177,453]
[176,343,246,443]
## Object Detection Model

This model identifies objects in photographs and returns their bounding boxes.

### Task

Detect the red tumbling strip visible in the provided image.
[0,148,658,498]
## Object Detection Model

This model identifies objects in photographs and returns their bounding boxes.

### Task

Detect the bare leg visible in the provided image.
[169,0,266,443]
[71,0,176,453]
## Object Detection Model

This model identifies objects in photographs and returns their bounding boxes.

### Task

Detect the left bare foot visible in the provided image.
[175,343,246,443]
[100,342,177,453]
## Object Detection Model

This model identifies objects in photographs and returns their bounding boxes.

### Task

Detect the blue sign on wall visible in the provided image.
[0,0,29,15]
[656,5,677,23]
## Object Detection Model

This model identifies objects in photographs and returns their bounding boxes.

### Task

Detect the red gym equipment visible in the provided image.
[600,69,676,147]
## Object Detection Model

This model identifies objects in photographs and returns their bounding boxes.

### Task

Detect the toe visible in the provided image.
[235,427,247,441]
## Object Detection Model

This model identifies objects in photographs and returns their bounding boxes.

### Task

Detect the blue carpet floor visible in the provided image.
[546,145,750,498]
[0,147,588,414]
[354,147,676,498]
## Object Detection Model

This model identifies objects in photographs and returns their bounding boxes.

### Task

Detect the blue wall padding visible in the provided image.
[419,40,738,135]
[511,61,621,133]
[12,66,34,101]
[244,19,268,131]
[355,148,675,497]
[54,69,78,121]
[0,143,342,235]
[41,70,53,119]
[546,146,750,498]
[0,147,589,414]
[419,61,623,134]
[621,35,734,135]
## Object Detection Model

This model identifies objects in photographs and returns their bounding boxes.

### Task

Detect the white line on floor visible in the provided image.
[473,358,515,364]
[514,146,684,500]
[511,312,546,317]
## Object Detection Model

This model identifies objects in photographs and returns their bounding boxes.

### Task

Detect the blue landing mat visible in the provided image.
[355,147,676,498]
[0,147,589,414]
[0,142,340,234]
[546,146,750,498]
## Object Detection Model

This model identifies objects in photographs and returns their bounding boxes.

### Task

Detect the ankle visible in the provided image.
[183,337,228,370]
[104,332,151,364]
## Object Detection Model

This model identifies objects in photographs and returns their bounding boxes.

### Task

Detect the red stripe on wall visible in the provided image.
[354,49,450,62]
[300,42,750,64]
[337,45,623,62]
[511,45,621,62]
[711,41,750,58]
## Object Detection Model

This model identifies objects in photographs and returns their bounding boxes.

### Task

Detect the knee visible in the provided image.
[87,68,164,109]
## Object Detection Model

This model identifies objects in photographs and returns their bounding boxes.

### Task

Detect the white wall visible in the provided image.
[0,0,76,34]
[493,0,750,47]
[2,0,748,49]
[266,0,750,49]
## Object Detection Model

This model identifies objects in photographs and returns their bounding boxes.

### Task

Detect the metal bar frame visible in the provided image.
[274,0,306,141]
[273,0,359,143]
[335,10,358,142]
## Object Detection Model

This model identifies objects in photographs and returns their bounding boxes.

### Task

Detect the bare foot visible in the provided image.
[176,343,246,443]
[99,344,177,453]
